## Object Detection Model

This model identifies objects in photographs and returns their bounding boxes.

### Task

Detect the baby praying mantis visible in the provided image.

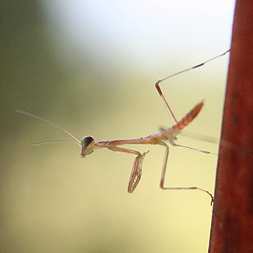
[16,49,230,205]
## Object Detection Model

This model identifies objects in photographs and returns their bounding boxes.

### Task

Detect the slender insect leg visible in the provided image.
[159,142,214,205]
[108,146,149,193]
[155,49,230,124]
[155,80,178,124]
[172,143,216,155]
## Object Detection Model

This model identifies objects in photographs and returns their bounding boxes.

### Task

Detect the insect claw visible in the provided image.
[142,150,150,156]
[210,195,214,206]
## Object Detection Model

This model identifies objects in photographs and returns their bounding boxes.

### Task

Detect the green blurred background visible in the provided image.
[1,1,234,252]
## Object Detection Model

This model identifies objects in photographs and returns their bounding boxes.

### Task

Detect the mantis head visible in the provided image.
[81,136,95,157]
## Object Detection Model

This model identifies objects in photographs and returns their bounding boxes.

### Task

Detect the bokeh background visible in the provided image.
[1,1,234,252]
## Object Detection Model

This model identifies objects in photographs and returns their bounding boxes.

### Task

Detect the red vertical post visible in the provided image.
[209,1,253,252]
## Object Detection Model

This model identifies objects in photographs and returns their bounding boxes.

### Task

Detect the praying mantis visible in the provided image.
[17,49,230,205]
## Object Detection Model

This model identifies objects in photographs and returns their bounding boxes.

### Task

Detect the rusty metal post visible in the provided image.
[208,1,253,252]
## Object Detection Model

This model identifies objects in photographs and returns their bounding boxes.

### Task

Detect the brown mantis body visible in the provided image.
[91,101,208,193]
[17,50,230,204]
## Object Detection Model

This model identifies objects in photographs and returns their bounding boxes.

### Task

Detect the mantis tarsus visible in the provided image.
[16,49,230,205]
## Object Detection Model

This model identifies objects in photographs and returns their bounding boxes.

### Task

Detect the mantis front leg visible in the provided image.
[108,146,149,193]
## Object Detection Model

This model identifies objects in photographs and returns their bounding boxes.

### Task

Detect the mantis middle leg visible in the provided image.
[159,142,214,205]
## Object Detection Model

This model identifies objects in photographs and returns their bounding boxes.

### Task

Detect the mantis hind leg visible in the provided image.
[155,49,230,125]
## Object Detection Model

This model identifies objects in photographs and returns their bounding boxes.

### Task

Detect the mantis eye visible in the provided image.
[81,136,95,157]
[81,136,94,146]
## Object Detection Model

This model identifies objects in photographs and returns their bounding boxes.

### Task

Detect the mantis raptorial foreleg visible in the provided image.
[108,146,149,193]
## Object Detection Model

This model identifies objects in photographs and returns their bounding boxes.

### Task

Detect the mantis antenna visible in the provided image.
[16,110,81,146]
[32,139,71,146]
